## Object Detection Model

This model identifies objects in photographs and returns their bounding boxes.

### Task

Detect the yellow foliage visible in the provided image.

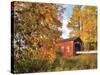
[31,48,56,64]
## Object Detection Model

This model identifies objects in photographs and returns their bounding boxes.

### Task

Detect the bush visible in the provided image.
[14,48,56,73]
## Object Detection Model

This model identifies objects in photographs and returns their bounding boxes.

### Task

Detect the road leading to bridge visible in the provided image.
[76,50,97,54]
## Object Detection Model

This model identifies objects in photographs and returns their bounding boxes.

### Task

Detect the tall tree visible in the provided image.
[67,5,82,37]
[81,6,97,50]
[67,5,97,50]
[11,2,62,72]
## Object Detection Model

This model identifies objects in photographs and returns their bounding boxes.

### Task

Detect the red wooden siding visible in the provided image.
[57,41,74,56]
[56,37,83,57]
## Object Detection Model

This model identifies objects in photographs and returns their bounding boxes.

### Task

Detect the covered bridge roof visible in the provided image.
[57,37,82,43]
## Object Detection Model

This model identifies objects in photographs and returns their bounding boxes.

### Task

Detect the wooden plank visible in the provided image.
[76,50,97,54]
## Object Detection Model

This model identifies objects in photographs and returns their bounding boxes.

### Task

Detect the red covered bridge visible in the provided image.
[56,37,84,56]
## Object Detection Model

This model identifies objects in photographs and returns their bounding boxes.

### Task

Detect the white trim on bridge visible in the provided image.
[76,50,97,54]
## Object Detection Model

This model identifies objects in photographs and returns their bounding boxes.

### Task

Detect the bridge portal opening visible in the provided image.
[75,42,82,51]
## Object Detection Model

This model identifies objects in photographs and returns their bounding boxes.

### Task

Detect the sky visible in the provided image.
[60,4,74,39]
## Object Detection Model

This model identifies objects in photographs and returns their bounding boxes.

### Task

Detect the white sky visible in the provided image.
[60,19,71,39]
[60,5,74,39]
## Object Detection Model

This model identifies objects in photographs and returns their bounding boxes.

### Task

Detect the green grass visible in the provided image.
[52,54,97,71]
[14,54,97,73]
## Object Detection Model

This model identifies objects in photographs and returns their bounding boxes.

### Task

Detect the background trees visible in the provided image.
[67,5,97,50]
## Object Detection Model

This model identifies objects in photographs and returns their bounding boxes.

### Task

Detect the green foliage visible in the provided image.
[52,54,97,71]
[14,55,51,73]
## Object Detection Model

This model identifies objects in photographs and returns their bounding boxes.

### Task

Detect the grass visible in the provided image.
[14,54,97,73]
[50,54,97,71]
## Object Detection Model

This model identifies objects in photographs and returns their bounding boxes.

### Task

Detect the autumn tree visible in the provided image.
[81,6,97,50]
[67,5,97,50]
[11,1,62,73]
[67,5,82,38]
